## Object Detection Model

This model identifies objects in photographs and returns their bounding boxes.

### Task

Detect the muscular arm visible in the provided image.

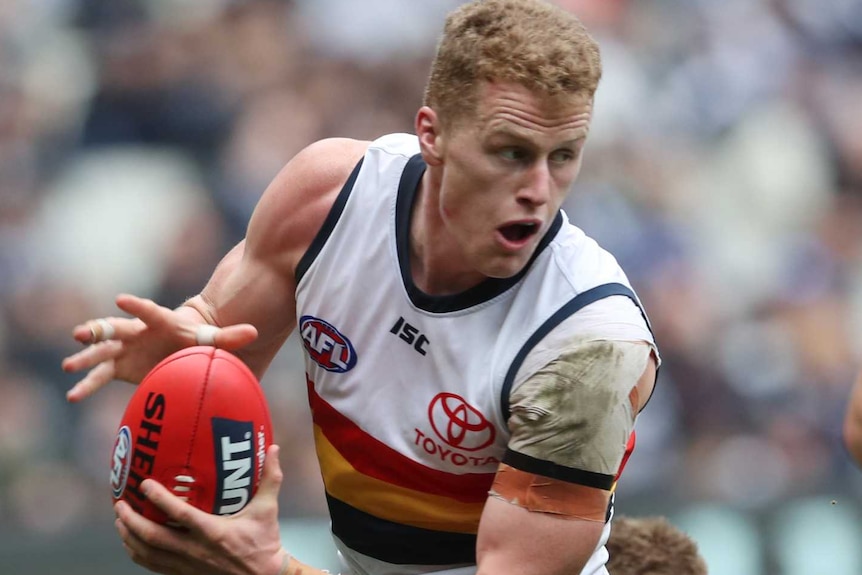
[106,140,369,575]
[476,339,657,575]
[182,138,369,379]
[62,138,366,400]
[843,370,862,466]
[477,497,604,575]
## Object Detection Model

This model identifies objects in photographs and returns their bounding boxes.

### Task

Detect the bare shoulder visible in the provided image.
[278,137,371,196]
[245,137,370,271]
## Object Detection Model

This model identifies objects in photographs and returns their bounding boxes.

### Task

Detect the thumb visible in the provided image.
[210,323,258,351]
[251,444,283,507]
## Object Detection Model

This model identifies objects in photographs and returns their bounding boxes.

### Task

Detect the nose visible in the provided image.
[516,162,552,207]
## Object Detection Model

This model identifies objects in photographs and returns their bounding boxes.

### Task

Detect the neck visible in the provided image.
[410,171,485,295]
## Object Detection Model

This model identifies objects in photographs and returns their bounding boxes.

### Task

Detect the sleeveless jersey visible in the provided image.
[294,133,655,574]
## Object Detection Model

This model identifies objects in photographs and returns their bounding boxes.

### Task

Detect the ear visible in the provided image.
[416,106,445,167]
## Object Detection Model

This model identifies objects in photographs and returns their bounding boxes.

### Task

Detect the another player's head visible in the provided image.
[416,0,602,280]
[606,516,708,575]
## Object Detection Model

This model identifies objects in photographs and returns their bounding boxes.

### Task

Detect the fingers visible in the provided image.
[115,294,175,331]
[65,361,116,403]
[257,443,284,499]
[73,295,170,345]
[63,340,122,373]
[64,295,260,404]
[116,293,258,349]
[139,479,211,534]
[116,517,184,575]
[235,445,282,522]
[73,316,146,345]
[207,323,259,350]
[72,319,108,345]
[246,444,284,514]
[86,318,114,343]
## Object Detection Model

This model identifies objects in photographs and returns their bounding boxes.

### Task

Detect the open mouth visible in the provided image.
[498,222,540,244]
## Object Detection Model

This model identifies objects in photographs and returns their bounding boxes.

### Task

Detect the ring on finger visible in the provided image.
[89,318,115,343]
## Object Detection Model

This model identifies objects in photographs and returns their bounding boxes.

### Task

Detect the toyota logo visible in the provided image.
[428,393,495,451]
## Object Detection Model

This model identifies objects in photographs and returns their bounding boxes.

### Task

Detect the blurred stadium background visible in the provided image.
[1,0,862,573]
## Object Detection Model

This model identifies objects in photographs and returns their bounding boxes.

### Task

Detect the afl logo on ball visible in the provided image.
[428,393,495,451]
[299,316,357,373]
[110,425,132,498]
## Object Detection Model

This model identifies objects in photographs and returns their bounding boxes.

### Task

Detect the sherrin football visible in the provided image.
[109,346,273,524]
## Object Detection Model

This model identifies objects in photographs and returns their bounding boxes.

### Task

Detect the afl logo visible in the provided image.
[299,316,357,373]
[428,393,495,451]
[110,426,132,499]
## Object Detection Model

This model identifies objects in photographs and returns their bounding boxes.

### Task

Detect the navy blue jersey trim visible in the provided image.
[500,282,655,422]
[395,153,564,313]
[327,494,477,565]
[503,449,616,490]
[295,158,365,284]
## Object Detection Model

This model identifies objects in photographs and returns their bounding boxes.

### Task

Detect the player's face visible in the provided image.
[437,81,592,279]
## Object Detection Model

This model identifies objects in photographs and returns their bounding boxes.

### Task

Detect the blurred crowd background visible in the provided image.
[1,0,862,573]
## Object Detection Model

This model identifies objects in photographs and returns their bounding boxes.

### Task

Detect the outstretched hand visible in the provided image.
[62,293,258,402]
[115,444,288,575]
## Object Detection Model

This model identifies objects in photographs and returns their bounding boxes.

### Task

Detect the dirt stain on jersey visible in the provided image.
[508,337,650,475]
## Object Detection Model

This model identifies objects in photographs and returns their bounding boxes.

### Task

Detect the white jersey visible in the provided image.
[294,133,655,575]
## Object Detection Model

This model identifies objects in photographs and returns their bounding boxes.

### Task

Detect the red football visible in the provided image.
[109,346,273,524]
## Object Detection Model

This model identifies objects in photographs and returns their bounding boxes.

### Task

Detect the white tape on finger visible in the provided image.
[97,318,115,341]
[195,324,219,346]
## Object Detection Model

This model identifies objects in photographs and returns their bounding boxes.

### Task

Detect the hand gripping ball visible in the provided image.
[109,346,273,524]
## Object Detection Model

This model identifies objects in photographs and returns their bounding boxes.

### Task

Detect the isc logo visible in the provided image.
[212,418,254,515]
[299,316,357,373]
[390,317,429,356]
